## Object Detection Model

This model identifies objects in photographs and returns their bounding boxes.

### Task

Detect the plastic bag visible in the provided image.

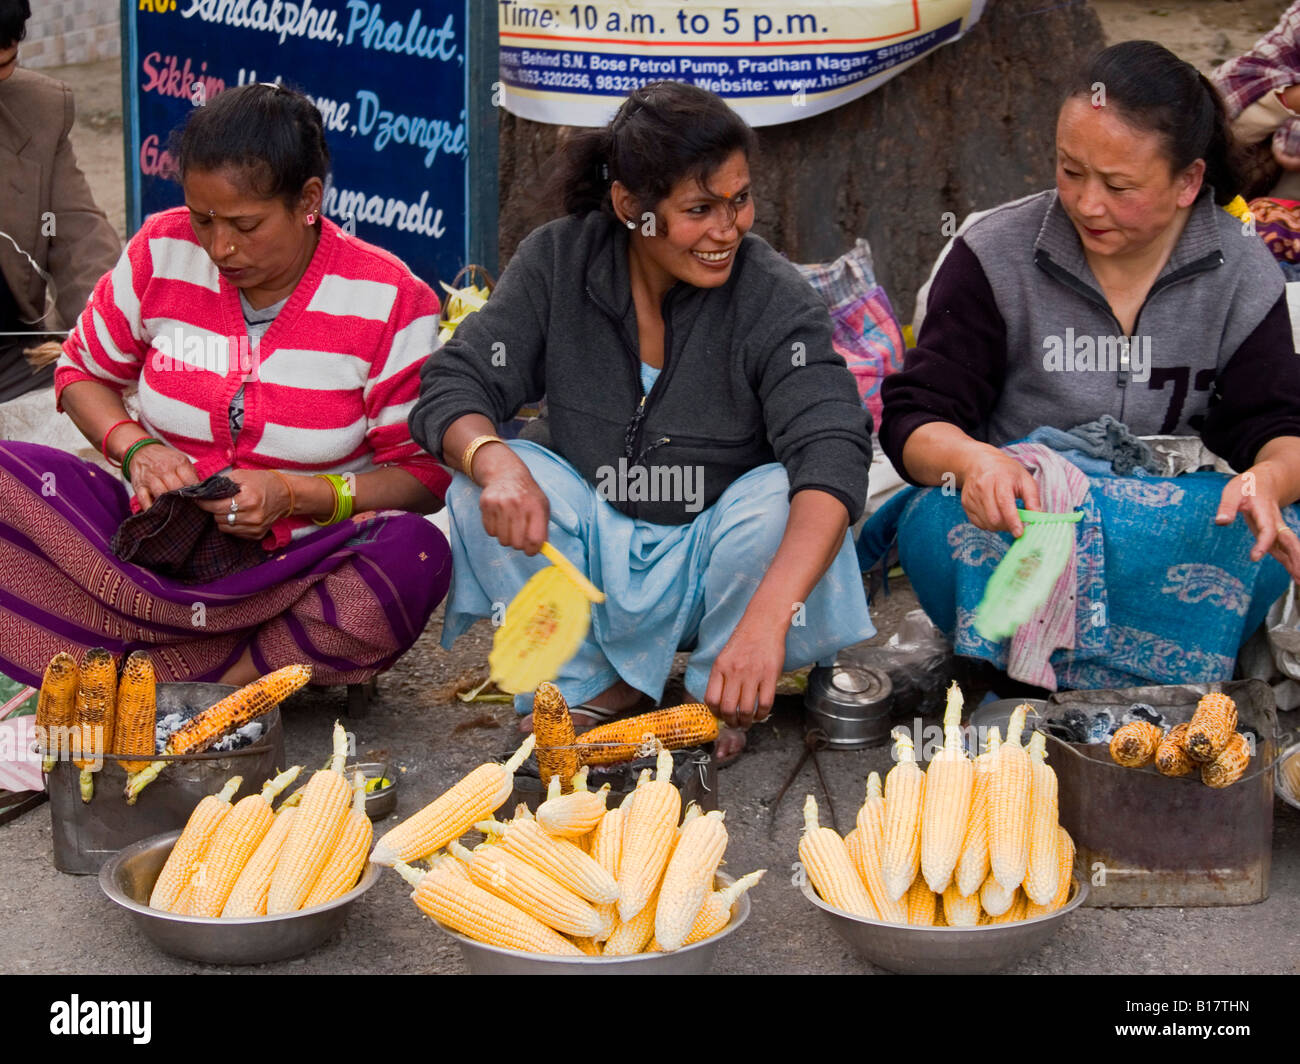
[836,608,954,720]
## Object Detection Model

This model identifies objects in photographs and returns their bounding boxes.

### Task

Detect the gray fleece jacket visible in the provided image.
[410,211,872,524]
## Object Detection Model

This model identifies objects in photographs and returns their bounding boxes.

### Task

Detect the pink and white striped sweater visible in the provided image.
[55,208,451,549]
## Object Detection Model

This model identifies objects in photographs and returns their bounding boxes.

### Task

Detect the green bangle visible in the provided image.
[311,474,355,525]
[121,438,163,483]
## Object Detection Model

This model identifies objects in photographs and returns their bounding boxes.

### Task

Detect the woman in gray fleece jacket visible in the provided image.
[410,83,873,758]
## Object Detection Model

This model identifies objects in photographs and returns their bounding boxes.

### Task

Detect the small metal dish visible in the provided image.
[429,871,750,974]
[98,829,379,965]
[1275,742,1300,813]
[347,761,397,821]
[800,876,1088,974]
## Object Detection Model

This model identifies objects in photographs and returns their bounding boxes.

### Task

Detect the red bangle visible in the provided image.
[101,419,138,467]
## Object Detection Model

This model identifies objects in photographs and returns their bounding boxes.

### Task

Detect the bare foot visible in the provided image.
[713,725,747,766]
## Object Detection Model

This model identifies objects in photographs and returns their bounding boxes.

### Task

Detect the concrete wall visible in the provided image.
[18,0,120,69]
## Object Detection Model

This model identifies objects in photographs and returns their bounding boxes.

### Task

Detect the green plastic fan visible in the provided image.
[973,508,1084,643]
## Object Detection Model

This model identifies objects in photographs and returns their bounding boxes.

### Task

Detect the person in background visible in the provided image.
[0,0,120,403]
[0,83,450,690]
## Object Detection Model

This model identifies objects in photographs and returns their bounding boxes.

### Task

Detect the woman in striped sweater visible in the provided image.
[0,84,451,688]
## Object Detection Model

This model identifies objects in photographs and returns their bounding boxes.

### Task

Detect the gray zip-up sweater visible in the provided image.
[880,189,1300,477]
[410,211,872,524]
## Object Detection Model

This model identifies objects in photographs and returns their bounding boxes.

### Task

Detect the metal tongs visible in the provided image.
[768,727,837,837]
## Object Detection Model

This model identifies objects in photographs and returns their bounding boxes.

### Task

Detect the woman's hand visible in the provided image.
[958,447,1042,537]
[1273,135,1300,173]
[1216,466,1300,581]
[474,445,550,555]
[128,445,200,510]
[705,616,786,729]
[194,469,293,541]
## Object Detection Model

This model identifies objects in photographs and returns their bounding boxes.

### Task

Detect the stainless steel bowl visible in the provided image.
[430,871,750,974]
[804,664,894,748]
[1276,742,1300,813]
[346,761,397,821]
[98,829,380,965]
[800,876,1088,974]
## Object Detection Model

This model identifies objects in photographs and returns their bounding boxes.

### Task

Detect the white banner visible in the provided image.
[498,0,986,127]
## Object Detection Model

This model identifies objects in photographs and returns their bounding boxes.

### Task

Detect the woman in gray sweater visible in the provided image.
[411,83,873,759]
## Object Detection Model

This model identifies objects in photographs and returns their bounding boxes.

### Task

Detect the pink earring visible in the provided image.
[305,212,317,225]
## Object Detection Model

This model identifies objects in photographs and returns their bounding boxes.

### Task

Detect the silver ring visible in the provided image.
[229,499,239,514]
[226,512,236,526]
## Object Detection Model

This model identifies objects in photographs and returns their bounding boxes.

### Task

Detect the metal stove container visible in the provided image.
[804,664,893,748]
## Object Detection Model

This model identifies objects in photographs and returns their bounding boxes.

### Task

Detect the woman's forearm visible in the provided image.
[740,489,850,636]
[901,421,998,487]
[59,380,152,461]
[1251,436,1300,507]
[287,467,439,519]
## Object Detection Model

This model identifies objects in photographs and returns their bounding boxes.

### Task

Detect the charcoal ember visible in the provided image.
[1124,702,1163,726]
[154,712,185,752]
[1085,709,1116,744]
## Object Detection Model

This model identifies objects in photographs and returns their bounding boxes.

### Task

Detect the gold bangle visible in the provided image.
[461,433,505,482]
[269,470,296,519]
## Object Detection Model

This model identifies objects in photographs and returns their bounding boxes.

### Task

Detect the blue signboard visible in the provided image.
[120,0,497,287]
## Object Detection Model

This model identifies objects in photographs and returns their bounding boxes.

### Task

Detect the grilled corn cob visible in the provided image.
[799,794,875,918]
[149,776,242,912]
[881,728,925,901]
[921,681,974,893]
[1201,731,1251,789]
[989,706,1032,891]
[1023,732,1060,906]
[1282,750,1300,800]
[73,647,117,802]
[113,651,157,774]
[303,771,374,908]
[616,748,681,921]
[955,727,1000,897]
[575,703,719,765]
[1109,720,1162,768]
[1155,721,1195,777]
[852,772,907,923]
[371,735,535,866]
[36,652,78,773]
[531,681,580,791]
[1186,692,1238,763]
[536,766,610,837]
[655,809,728,952]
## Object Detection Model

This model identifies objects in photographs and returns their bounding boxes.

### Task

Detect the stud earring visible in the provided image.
[228,244,236,253]
[306,212,317,225]
[625,219,636,230]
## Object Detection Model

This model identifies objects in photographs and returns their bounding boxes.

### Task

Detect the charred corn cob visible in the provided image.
[1155,722,1195,777]
[476,816,620,904]
[852,772,907,923]
[449,839,605,937]
[113,651,157,774]
[588,802,623,941]
[73,647,117,802]
[1201,731,1251,788]
[536,766,610,837]
[1186,692,1238,763]
[222,805,298,917]
[268,723,351,914]
[989,707,1032,891]
[575,703,719,765]
[396,858,584,955]
[36,652,78,773]
[921,682,974,893]
[941,881,982,927]
[1282,750,1300,800]
[1026,826,1075,918]
[905,877,937,926]
[531,681,580,791]
[371,735,535,866]
[655,809,728,952]
[955,727,1000,897]
[881,728,925,901]
[125,664,311,802]
[303,771,374,908]
[149,776,242,912]
[616,748,681,922]
[799,794,875,918]
[1022,732,1060,907]
[1109,720,1162,768]
[190,767,301,917]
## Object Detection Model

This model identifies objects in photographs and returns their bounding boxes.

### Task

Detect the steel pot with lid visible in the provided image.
[804,664,893,748]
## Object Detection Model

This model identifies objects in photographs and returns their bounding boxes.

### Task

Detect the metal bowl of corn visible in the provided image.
[428,870,751,974]
[98,829,380,965]
[800,875,1088,975]
[1276,742,1300,812]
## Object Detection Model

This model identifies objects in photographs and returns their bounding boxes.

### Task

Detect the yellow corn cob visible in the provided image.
[588,803,623,940]
[537,766,610,837]
[190,766,301,917]
[979,873,1016,917]
[371,735,536,866]
[941,881,982,927]
[268,723,351,914]
[649,869,767,950]
[921,681,974,893]
[222,805,298,917]
[1186,692,1238,763]
[1022,732,1060,906]
[988,888,1029,924]
[173,880,197,916]
[1109,720,1162,768]
[881,727,925,901]
[303,771,374,908]
[842,830,881,920]
[1155,721,1195,777]
[655,809,728,951]
[396,859,584,955]
[603,884,662,955]
[575,703,720,765]
[125,663,311,802]
[148,776,242,912]
[989,707,1032,891]
[1026,826,1075,918]
[1282,750,1300,800]
[955,727,1000,897]
[851,773,906,923]
[905,876,937,926]
[799,794,875,918]
[113,651,157,774]
[476,816,619,904]
[1201,731,1251,788]
[449,839,605,937]
[36,652,78,773]
[616,748,681,922]
[569,935,602,956]
[73,647,117,802]
[935,903,947,926]
[531,681,580,791]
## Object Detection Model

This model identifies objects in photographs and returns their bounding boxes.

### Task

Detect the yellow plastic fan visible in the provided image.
[489,542,606,694]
